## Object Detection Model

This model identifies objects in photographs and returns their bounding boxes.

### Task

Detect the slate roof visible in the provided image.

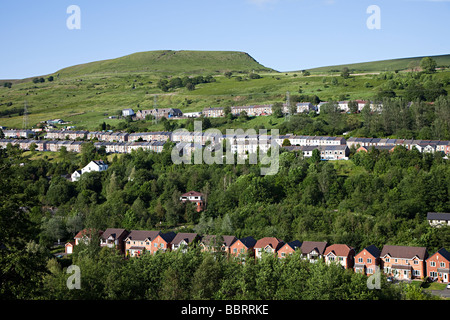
[427,212,450,220]
[300,241,328,255]
[381,245,428,260]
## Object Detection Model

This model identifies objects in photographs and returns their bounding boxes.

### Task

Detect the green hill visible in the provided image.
[56,50,275,77]
[306,54,450,74]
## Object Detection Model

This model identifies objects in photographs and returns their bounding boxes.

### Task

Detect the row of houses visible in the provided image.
[123,100,380,122]
[44,130,172,143]
[348,137,450,154]
[40,127,450,156]
[0,139,168,154]
[66,228,450,283]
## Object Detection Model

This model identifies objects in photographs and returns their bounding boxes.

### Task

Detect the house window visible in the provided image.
[413,270,420,276]
[430,271,438,277]
[413,260,418,265]
[440,262,446,268]
[367,268,374,274]
[233,248,237,253]
[385,258,390,263]
[358,257,363,263]
[367,258,372,264]
[430,261,436,267]
[154,243,158,248]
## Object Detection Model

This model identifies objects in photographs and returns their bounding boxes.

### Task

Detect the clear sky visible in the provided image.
[0,0,449,79]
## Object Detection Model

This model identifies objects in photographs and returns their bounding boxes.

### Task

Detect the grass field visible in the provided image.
[306,54,450,74]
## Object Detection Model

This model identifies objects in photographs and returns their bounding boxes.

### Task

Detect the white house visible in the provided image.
[72,160,109,181]
[81,160,109,174]
[122,109,135,117]
[71,170,82,182]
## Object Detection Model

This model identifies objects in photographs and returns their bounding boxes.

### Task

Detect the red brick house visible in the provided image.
[254,237,284,259]
[324,244,355,269]
[381,245,428,280]
[149,231,176,254]
[124,230,161,257]
[426,248,450,283]
[354,245,381,275]
[200,235,237,254]
[277,240,302,259]
[180,191,205,212]
[229,236,257,260]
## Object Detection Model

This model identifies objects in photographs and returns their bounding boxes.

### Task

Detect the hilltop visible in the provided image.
[55,50,275,77]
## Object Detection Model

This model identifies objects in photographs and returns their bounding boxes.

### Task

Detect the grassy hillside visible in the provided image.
[56,50,275,77]
[306,54,450,74]
[1,51,449,131]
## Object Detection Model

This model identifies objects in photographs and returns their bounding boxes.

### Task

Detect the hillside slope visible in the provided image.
[56,50,275,77]
[306,54,450,74]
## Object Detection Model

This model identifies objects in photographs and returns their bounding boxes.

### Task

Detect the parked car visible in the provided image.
[446,283,450,290]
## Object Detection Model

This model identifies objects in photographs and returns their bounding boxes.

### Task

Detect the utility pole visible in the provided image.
[152,95,158,125]
[22,101,28,130]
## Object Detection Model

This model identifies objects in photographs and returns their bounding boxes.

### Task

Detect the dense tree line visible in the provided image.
[0,136,449,299]
[277,96,450,140]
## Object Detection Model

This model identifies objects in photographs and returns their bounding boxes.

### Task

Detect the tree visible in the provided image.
[341,67,350,79]
[348,100,358,113]
[282,138,291,147]
[224,71,232,78]
[272,102,283,118]
[420,57,437,74]
[191,254,222,299]
[186,82,195,91]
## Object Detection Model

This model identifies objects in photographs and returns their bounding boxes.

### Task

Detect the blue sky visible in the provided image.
[0,0,449,79]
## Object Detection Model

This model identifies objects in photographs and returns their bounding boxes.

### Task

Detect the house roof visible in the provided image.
[157,231,177,243]
[171,233,198,246]
[125,230,161,242]
[92,160,107,166]
[380,245,428,260]
[237,236,257,249]
[181,191,204,197]
[324,244,354,257]
[362,245,381,258]
[255,237,284,251]
[74,228,103,239]
[427,212,450,220]
[431,248,450,262]
[300,241,328,255]
[101,228,129,240]
[282,240,302,251]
